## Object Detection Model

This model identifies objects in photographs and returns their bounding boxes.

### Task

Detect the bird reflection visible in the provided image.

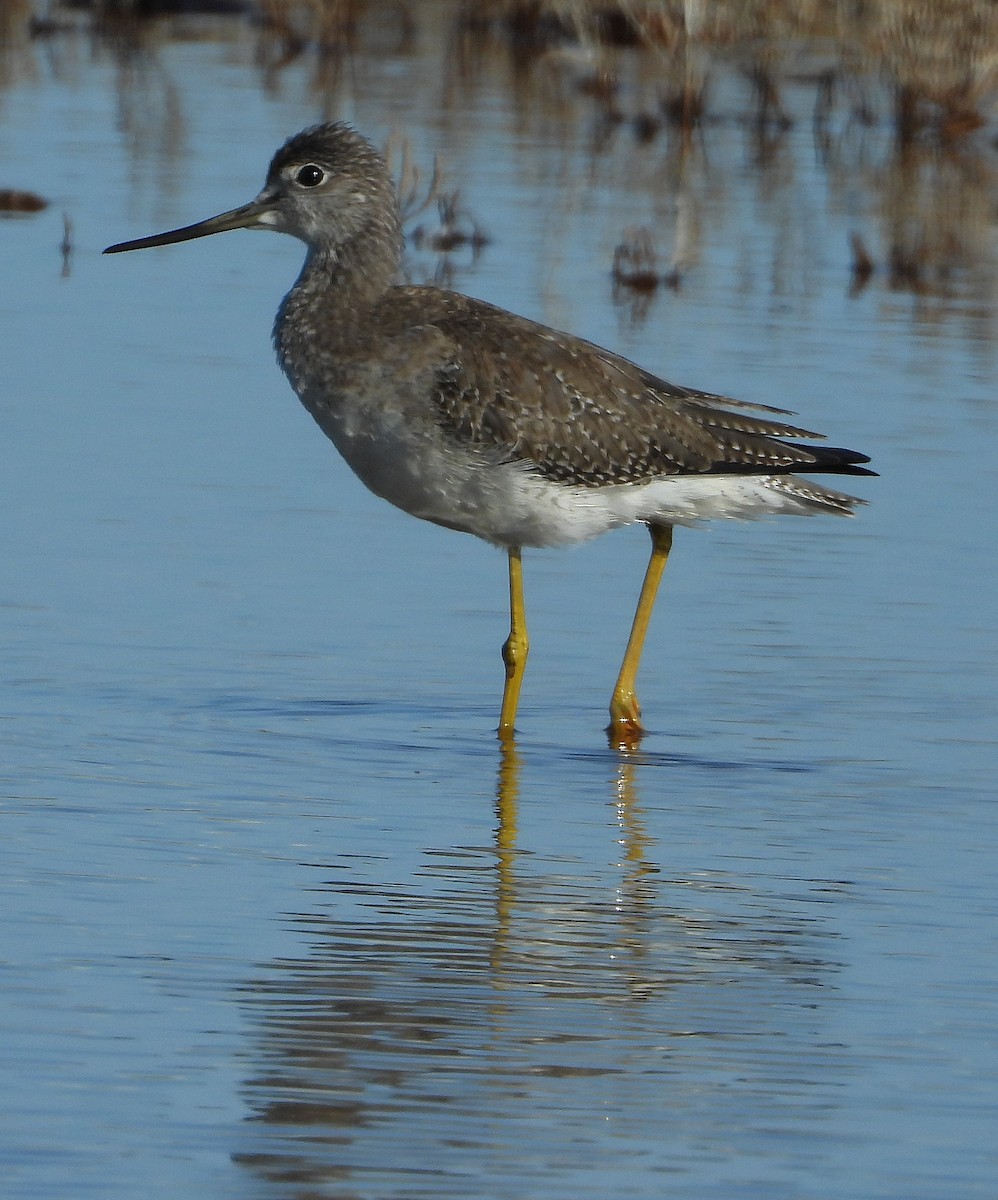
[490,739,520,980]
[232,744,843,1195]
[610,754,659,971]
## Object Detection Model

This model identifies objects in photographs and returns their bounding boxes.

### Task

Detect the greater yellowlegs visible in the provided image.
[105,122,874,746]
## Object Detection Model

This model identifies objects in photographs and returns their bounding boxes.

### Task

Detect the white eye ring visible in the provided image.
[294,164,326,188]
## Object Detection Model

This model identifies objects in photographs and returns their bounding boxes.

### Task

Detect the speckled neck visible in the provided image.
[274,193,404,393]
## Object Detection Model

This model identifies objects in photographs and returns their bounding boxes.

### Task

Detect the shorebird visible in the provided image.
[105,122,874,747]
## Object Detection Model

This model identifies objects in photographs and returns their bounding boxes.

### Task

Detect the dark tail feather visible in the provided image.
[786,442,878,477]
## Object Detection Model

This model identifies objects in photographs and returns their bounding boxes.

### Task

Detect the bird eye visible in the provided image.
[295,164,325,187]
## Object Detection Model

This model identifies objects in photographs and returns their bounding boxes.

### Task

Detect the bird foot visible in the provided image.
[607,718,645,752]
[607,687,646,751]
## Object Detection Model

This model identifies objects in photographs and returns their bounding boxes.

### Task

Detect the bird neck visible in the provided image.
[275,209,403,383]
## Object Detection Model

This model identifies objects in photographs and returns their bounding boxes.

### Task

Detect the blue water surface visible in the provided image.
[2,10,996,1200]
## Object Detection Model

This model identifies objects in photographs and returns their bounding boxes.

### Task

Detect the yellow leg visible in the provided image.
[498,547,528,741]
[609,523,674,748]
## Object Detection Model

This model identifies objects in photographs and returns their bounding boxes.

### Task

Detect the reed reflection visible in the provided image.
[233,744,845,1195]
[9,1,995,334]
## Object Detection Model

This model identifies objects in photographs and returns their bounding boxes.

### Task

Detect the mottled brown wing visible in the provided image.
[394,292,827,486]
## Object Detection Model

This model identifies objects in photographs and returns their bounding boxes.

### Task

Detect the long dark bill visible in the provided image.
[103,197,273,255]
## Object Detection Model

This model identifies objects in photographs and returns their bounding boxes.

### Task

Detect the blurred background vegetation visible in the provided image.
[5,0,998,312]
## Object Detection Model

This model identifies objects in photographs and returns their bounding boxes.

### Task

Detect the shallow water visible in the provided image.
[3,6,997,1199]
